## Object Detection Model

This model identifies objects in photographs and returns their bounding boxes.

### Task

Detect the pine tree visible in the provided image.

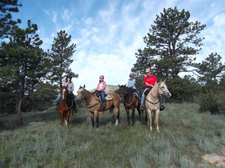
[50,30,77,86]
[0,0,22,39]
[195,52,225,82]
[1,20,49,125]
[132,7,206,80]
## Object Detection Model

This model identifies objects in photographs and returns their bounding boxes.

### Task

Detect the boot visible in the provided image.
[55,105,58,111]
[140,103,145,110]
[160,104,165,111]
[73,105,78,113]
[101,102,106,110]
[140,97,146,110]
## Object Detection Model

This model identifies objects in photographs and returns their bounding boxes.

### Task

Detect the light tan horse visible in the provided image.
[145,80,171,132]
[76,85,120,129]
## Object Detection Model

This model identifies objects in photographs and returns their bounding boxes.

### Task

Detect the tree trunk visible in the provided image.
[17,98,23,125]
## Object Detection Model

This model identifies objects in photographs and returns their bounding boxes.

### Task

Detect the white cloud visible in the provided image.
[213,13,225,26]
[31,0,225,91]
[52,11,58,23]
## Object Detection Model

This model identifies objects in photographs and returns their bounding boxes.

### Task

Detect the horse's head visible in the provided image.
[76,85,86,103]
[61,85,69,101]
[118,84,128,102]
[158,80,171,98]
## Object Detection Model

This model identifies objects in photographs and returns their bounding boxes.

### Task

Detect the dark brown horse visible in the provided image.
[76,85,120,129]
[118,85,141,126]
[58,85,74,128]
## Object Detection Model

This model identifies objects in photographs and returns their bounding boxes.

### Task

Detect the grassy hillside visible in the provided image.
[0,103,225,168]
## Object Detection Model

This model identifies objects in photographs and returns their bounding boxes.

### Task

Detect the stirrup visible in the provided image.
[160,105,165,111]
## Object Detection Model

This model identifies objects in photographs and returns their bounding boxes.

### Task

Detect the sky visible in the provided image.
[12,0,225,91]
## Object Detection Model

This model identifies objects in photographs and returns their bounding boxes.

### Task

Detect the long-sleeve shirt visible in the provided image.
[128,78,137,89]
[96,81,106,93]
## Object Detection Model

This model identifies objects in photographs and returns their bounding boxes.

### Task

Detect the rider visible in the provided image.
[140,68,164,110]
[56,75,78,113]
[127,73,141,98]
[96,75,106,110]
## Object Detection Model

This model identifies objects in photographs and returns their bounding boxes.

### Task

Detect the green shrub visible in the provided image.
[178,155,195,168]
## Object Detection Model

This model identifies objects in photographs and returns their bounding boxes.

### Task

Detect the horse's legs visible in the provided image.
[59,110,64,128]
[89,111,94,128]
[94,110,99,129]
[155,109,160,132]
[110,107,115,125]
[65,110,71,128]
[131,107,135,127]
[147,109,152,132]
[125,107,130,125]
[137,103,141,120]
[115,105,119,126]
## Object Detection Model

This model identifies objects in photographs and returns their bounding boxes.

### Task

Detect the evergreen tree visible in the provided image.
[0,0,22,39]
[132,7,206,80]
[195,52,225,82]
[1,20,49,125]
[50,30,77,86]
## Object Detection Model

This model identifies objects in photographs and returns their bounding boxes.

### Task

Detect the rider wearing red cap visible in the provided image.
[96,75,106,110]
[128,73,141,97]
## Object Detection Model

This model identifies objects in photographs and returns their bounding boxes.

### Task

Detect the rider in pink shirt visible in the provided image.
[96,75,106,109]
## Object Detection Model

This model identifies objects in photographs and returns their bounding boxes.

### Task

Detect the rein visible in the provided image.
[123,94,135,106]
[83,90,100,108]
[64,99,73,109]
[146,88,159,105]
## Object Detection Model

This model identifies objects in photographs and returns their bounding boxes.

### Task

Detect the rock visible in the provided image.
[202,154,225,167]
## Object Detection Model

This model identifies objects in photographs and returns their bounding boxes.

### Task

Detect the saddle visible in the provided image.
[95,91,112,102]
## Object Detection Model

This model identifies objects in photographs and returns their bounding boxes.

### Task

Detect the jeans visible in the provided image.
[100,91,106,103]
[56,94,61,105]
[141,89,163,106]
[141,88,149,106]
[135,89,141,97]
[56,93,77,106]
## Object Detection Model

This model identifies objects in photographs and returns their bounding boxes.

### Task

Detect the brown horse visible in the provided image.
[58,85,74,128]
[145,80,171,132]
[76,85,120,129]
[118,85,141,126]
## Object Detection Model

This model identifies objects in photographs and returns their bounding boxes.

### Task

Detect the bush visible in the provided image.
[199,90,225,115]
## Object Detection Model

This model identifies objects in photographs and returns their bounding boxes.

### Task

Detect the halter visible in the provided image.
[123,93,136,106]
[80,88,100,108]
[146,85,159,105]
[62,88,73,110]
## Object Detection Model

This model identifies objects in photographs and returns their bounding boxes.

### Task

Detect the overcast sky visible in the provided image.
[12,0,225,91]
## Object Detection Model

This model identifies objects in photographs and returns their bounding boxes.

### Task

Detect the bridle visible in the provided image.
[78,88,100,108]
[62,88,73,110]
[119,87,136,106]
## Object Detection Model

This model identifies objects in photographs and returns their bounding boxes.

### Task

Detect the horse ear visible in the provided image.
[125,84,126,87]
[118,84,120,87]
[163,79,167,83]
[83,84,85,89]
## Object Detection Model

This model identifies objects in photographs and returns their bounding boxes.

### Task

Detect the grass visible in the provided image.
[0,103,225,167]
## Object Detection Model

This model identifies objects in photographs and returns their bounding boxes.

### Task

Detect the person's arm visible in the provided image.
[144,82,154,87]
[70,83,74,93]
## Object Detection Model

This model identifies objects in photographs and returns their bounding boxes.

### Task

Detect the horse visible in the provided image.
[118,85,141,126]
[58,85,74,128]
[76,85,120,129]
[145,80,171,132]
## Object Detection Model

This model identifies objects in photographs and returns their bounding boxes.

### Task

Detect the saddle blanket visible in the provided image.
[105,93,113,101]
